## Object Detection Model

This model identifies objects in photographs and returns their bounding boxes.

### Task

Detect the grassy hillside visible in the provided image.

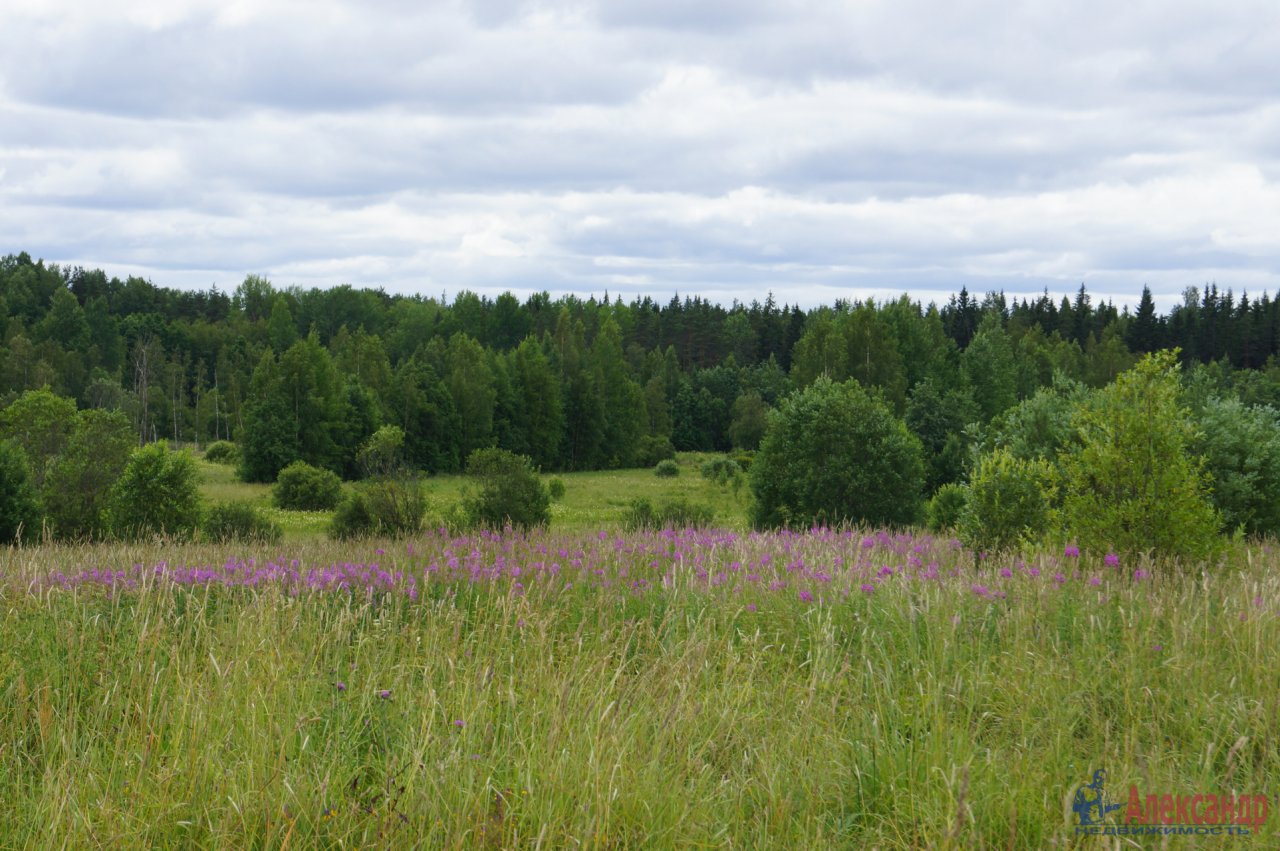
[1,528,1276,847]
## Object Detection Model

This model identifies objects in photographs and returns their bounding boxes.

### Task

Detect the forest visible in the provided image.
[3,248,1280,491]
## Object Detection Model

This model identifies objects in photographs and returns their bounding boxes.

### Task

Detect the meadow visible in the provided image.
[2,473,1278,849]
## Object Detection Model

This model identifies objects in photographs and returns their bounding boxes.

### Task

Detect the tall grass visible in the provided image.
[1,530,1276,847]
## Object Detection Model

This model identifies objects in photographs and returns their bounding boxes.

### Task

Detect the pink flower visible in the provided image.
[1088,576,1102,587]
[1104,552,1120,567]
[860,583,875,594]
[1064,545,1081,559]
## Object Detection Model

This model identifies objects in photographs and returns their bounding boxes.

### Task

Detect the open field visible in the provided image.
[194,452,754,540]
[1,526,1277,848]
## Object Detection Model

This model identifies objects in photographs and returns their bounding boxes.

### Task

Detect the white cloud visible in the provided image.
[1,0,1279,310]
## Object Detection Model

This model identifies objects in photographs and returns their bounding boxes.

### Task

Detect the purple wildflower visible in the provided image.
[379,689,392,700]
[336,682,346,692]
[1064,545,1081,558]
[860,583,875,594]
[1088,576,1102,587]
[1104,552,1120,567]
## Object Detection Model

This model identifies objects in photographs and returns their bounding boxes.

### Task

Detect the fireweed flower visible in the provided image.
[1089,576,1102,587]
[336,682,346,692]
[1064,545,1081,559]
[1104,552,1120,567]
[860,583,875,594]
[379,690,392,700]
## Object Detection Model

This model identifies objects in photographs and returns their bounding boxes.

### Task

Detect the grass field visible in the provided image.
[195,452,754,540]
[1,517,1277,848]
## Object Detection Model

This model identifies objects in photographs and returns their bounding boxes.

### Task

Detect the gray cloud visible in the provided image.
[1,0,1279,311]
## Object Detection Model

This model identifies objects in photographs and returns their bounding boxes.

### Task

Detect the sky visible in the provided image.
[2,0,1279,311]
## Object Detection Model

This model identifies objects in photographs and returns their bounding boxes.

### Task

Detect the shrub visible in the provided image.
[750,377,925,529]
[362,477,427,537]
[42,409,134,541]
[958,448,1054,553]
[108,442,202,541]
[461,448,550,531]
[624,497,714,531]
[356,425,406,479]
[730,451,754,473]
[203,502,282,545]
[0,440,41,544]
[329,477,427,540]
[635,434,676,467]
[203,440,240,465]
[274,461,343,511]
[1193,398,1280,537]
[925,483,967,532]
[547,477,566,501]
[654,459,680,478]
[330,492,375,540]
[700,457,741,485]
[1059,350,1220,561]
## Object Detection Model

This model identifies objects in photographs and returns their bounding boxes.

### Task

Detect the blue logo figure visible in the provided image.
[1073,769,1123,825]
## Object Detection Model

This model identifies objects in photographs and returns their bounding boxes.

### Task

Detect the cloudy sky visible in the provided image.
[3,0,1279,309]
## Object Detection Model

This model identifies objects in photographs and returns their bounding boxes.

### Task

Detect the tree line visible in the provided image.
[4,250,1280,494]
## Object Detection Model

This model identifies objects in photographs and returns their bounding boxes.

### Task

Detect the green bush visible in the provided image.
[730,451,754,473]
[363,477,427,537]
[750,377,925,529]
[108,442,202,541]
[356,425,406,479]
[654,459,680,478]
[330,492,375,540]
[329,477,427,540]
[635,434,676,467]
[42,409,134,541]
[0,440,41,544]
[203,502,282,545]
[624,497,714,531]
[461,448,550,531]
[700,457,741,485]
[1193,398,1280,537]
[925,483,968,532]
[273,461,343,511]
[958,448,1054,553]
[1059,350,1220,561]
[547,477,566,501]
[203,440,240,465]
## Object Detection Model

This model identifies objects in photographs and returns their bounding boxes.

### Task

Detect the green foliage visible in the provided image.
[1192,398,1280,536]
[203,440,240,465]
[925,483,967,532]
[958,448,1054,554]
[983,376,1088,466]
[461,448,550,531]
[0,388,77,488]
[624,497,714,531]
[356,425,406,479]
[750,377,925,529]
[329,476,428,540]
[203,502,282,545]
[963,313,1018,422]
[1059,350,1220,561]
[108,443,202,541]
[730,451,754,473]
[635,434,676,467]
[654,459,680,478]
[42,409,135,540]
[699,457,741,486]
[273,461,343,511]
[728,391,770,450]
[329,492,375,540]
[547,477,566,501]
[0,440,41,543]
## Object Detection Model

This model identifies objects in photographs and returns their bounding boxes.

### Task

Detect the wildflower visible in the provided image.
[745,603,757,613]
[336,682,346,692]
[1088,576,1102,587]
[860,583,875,594]
[798,589,814,603]
[1133,569,1149,581]
[1104,552,1120,567]
[379,689,392,700]
[1064,545,1081,558]
[1153,644,1163,652]
[1053,572,1066,585]
[453,719,465,727]
[999,568,1013,579]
